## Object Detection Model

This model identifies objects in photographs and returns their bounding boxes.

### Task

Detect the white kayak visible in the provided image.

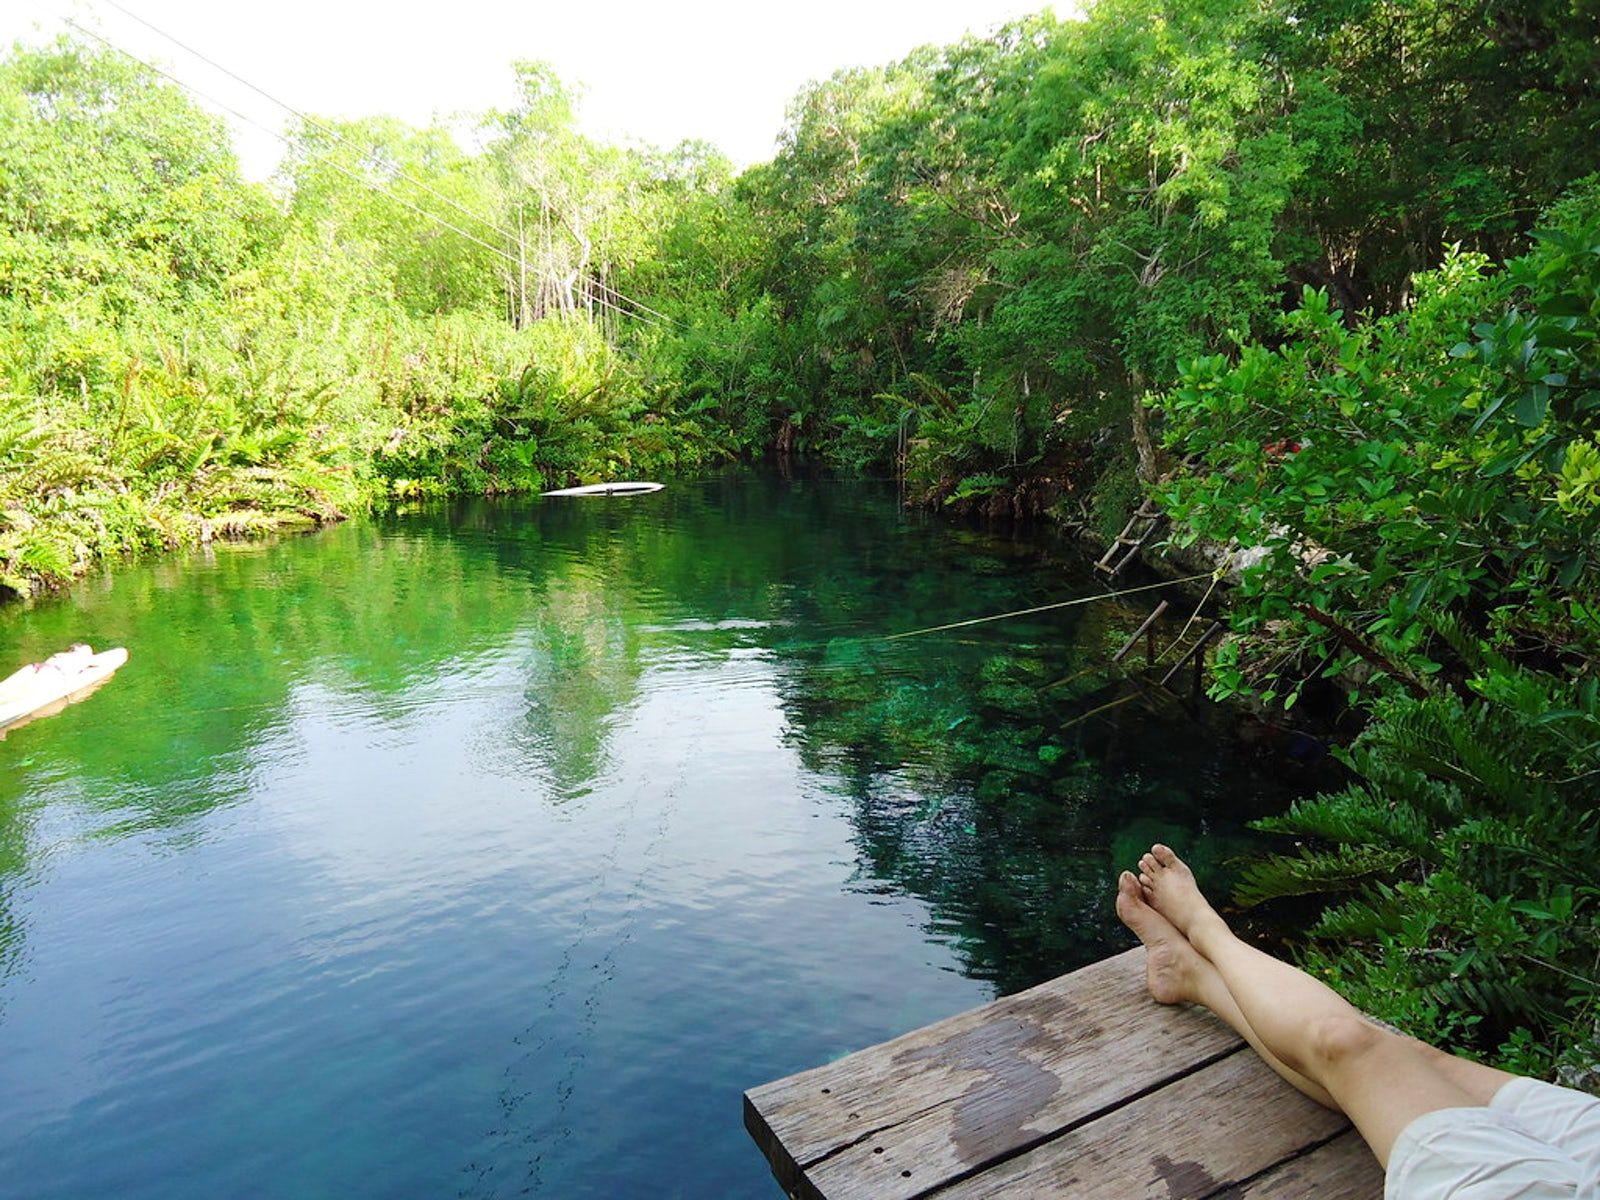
[541,482,664,498]
[0,645,130,732]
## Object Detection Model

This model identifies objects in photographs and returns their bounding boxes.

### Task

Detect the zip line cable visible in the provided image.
[64,18,684,341]
[86,0,712,345]
[591,280,719,344]
[95,0,515,246]
[591,278,686,331]
[1152,552,1230,667]
[64,19,531,275]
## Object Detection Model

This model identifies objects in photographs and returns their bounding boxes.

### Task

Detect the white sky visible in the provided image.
[2,0,1054,179]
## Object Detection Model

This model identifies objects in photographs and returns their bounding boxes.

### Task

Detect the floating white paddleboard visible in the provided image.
[0,645,130,732]
[541,482,664,498]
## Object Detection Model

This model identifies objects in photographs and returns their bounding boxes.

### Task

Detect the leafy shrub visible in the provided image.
[1238,634,1599,1075]
[1156,194,1600,1075]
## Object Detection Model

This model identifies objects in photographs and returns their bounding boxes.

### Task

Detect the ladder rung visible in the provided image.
[1100,501,1167,578]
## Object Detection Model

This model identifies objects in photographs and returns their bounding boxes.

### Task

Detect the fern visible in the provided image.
[1240,652,1599,1068]
[1310,886,1406,939]
[1234,843,1412,905]
[0,528,75,585]
[1375,699,1534,808]
[1253,785,1434,854]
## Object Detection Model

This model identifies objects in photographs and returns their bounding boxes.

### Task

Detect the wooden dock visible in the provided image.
[744,948,1383,1199]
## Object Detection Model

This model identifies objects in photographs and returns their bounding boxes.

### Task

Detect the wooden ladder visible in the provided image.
[1094,497,1165,579]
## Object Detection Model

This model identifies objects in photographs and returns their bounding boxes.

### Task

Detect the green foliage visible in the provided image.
[0,40,748,597]
[1272,0,1600,313]
[705,0,1600,512]
[11,3,1600,595]
[5,0,1600,1084]
[1160,198,1600,1076]
[1237,660,1599,1076]
[1155,203,1600,707]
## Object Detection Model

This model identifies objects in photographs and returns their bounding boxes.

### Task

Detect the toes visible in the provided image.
[1115,873,1148,931]
[1116,872,1142,908]
[1139,853,1158,875]
[1139,871,1154,890]
[1152,844,1178,867]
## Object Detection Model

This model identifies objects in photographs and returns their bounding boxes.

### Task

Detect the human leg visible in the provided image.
[1135,844,1512,1167]
[1115,871,1337,1109]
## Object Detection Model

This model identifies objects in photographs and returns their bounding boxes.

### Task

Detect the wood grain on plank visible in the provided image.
[745,949,1243,1200]
[1220,1129,1382,1200]
[920,1048,1351,1200]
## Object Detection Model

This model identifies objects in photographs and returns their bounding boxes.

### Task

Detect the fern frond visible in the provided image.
[1253,785,1434,855]
[1375,698,1535,810]
[1311,886,1406,939]
[1234,844,1412,907]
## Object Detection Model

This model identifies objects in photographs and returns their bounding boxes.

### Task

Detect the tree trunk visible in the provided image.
[1130,387,1164,483]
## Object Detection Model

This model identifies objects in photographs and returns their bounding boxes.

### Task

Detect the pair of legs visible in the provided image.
[1115,845,1516,1169]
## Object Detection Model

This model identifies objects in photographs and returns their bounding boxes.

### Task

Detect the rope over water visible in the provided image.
[878,572,1216,641]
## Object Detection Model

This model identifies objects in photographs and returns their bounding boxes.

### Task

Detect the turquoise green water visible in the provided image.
[0,474,1323,1197]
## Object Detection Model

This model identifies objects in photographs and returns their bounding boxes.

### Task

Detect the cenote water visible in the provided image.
[0,473,1327,1198]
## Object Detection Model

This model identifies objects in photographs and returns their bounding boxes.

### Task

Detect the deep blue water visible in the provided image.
[0,474,1320,1197]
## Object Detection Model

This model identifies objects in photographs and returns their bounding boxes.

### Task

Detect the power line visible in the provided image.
[87,0,714,345]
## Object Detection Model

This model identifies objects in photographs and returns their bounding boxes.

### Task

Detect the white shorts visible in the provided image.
[1386,1077,1600,1199]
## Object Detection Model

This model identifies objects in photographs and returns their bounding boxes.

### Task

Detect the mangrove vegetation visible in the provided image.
[4,0,1598,1080]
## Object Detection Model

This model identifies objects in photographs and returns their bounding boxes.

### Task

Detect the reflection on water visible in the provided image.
[0,473,1328,1198]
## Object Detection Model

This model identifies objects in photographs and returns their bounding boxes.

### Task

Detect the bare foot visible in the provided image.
[1136,843,1224,940]
[1115,871,1201,1005]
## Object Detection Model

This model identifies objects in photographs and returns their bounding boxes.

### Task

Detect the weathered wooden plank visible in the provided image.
[744,949,1243,1200]
[746,951,1229,1172]
[1220,1129,1381,1199]
[919,1048,1351,1200]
